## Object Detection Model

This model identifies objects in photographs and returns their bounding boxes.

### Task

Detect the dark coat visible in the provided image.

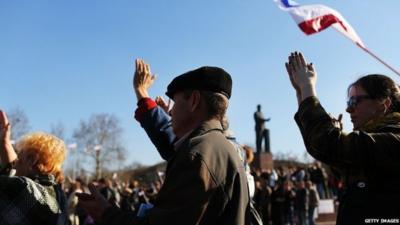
[102,120,249,225]
[0,174,67,225]
[295,97,400,225]
[149,120,249,225]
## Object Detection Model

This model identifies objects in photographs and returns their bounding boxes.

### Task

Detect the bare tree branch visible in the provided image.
[73,113,126,179]
[8,107,30,141]
[50,121,65,140]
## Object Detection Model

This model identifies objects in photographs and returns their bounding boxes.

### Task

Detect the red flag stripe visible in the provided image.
[298,14,347,35]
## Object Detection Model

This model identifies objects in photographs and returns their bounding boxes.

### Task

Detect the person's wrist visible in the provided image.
[296,91,302,104]
[300,84,317,101]
[295,87,302,96]
[298,81,314,90]
[0,144,17,164]
[135,88,149,101]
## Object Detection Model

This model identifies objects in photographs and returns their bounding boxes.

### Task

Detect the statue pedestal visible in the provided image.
[253,152,273,171]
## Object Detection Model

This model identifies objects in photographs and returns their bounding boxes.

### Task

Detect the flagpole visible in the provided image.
[334,27,400,77]
[356,43,400,77]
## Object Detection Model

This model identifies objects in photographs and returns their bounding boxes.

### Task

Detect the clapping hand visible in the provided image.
[0,111,18,164]
[155,96,171,114]
[330,113,343,131]
[76,183,111,222]
[133,59,156,101]
[285,52,317,105]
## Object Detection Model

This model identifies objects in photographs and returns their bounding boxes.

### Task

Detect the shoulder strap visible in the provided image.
[246,177,263,225]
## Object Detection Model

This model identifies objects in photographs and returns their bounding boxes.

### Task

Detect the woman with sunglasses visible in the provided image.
[285,52,400,224]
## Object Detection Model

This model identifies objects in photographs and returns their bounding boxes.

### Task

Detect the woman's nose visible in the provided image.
[346,105,353,113]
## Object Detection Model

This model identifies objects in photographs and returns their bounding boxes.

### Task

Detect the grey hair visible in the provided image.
[221,114,230,131]
[200,91,229,121]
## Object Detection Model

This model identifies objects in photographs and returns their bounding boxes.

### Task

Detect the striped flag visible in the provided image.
[274,0,400,76]
[274,0,365,48]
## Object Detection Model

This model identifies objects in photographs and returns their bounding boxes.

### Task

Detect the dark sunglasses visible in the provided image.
[347,95,373,108]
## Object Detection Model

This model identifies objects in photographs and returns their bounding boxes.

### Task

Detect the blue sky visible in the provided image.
[2,0,400,169]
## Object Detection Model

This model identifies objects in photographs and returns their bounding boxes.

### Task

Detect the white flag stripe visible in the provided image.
[274,0,365,47]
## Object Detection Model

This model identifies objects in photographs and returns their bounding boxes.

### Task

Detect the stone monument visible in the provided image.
[253,104,273,170]
[254,104,271,153]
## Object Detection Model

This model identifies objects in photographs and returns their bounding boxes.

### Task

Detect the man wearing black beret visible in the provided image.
[165,66,233,100]
[78,59,250,225]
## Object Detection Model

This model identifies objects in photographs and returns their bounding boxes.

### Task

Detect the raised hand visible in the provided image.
[332,113,343,131]
[0,110,18,164]
[285,52,317,104]
[77,183,111,222]
[133,59,156,101]
[155,96,171,113]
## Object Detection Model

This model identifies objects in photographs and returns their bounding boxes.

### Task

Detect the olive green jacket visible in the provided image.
[102,120,249,225]
[295,97,400,224]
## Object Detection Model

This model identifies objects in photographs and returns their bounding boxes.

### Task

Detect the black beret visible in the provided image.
[166,66,232,99]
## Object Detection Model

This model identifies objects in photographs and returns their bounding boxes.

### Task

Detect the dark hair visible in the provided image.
[348,74,400,113]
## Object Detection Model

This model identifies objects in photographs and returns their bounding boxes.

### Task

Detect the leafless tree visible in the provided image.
[8,107,31,141]
[50,121,65,140]
[73,113,126,179]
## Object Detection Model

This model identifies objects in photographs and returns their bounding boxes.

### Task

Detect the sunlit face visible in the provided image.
[346,85,384,130]
[15,150,34,177]
[170,91,193,138]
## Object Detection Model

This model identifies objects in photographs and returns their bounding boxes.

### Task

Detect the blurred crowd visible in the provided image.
[64,176,163,225]
[63,160,341,225]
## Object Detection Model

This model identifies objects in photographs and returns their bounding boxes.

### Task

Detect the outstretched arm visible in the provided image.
[132,59,176,161]
[137,104,176,161]
[0,111,18,165]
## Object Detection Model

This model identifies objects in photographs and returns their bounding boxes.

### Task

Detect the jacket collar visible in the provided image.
[29,174,57,186]
[360,112,400,132]
[174,129,194,150]
[173,119,223,152]
[188,119,224,139]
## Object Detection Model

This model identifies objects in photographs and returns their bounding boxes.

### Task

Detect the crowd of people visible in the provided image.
[251,162,337,225]
[1,51,400,225]
[64,177,163,225]
[63,160,340,225]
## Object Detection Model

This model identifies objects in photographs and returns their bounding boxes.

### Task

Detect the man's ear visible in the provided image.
[189,90,201,112]
[382,97,392,114]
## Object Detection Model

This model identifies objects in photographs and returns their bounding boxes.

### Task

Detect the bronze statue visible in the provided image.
[254,104,271,153]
